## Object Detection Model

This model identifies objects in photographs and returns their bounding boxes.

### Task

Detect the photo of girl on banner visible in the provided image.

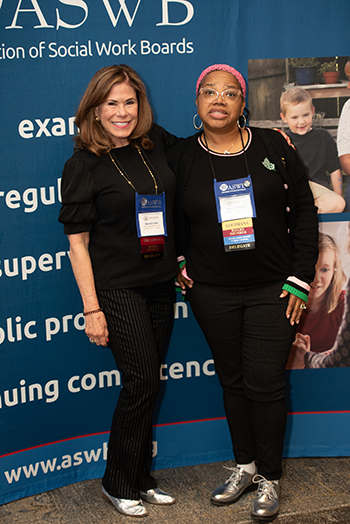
[287,221,350,369]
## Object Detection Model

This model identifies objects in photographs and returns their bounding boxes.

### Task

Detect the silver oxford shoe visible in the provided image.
[210,465,257,505]
[140,488,176,505]
[251,475,280,521]
[102,485,149,517]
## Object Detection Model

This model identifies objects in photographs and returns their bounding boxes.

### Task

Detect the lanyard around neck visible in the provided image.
[203,130,250,181]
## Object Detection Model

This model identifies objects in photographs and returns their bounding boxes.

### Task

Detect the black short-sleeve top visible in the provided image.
[58,125,178,289]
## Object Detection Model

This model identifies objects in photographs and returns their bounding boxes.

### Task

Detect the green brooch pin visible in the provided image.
[262,158,276,171]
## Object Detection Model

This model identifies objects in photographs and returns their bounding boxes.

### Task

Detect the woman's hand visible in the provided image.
[176,263,194,290]
[280,289,307,326]
[68,232,109,347]
[286,333,311,369]
[85,311,109,347]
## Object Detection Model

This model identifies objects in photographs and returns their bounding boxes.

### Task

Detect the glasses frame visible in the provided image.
[198,87,243,103]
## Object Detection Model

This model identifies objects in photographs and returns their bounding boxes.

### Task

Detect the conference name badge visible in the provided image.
[213,176,256,252]
[136,192,167,259]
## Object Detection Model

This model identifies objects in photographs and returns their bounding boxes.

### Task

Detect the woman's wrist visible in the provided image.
[82,294,100,313]
[83,308,103,317]
[177,255,186,270]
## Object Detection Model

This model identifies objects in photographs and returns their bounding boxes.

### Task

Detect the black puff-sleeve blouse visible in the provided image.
[58,125,178,290]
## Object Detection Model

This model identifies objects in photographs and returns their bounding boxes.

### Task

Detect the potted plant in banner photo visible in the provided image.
[290,57,319,85]
[318,60,340,84]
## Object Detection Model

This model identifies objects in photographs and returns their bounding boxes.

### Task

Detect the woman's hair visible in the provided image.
[195,64,247,98]
[74,64,154,156]
[318,233,346,313]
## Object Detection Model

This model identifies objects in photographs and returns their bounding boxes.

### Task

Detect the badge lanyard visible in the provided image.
[108,146,167,259]
[204,132,256,252]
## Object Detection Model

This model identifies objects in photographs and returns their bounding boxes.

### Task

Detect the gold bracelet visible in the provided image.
[83,308,103,316]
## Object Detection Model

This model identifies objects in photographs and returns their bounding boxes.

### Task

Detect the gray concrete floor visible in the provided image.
[1,457,350,523]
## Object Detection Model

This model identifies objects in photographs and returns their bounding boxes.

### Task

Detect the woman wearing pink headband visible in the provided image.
[167,64,318,521]
[195,64,247,98]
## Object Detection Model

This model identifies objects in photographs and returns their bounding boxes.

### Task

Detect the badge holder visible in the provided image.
[214,175,256,252]
[136,192,167,259]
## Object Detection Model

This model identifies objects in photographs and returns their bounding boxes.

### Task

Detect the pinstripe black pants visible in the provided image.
[97,280,175,499]
[188,280,296,480]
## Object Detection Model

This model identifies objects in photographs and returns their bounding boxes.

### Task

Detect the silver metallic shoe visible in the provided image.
[210,465,257,505]
[251,475,280,521]
[102,485,149,517]
[140,488,176,505]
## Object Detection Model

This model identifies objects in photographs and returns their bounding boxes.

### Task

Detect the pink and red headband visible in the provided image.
[196,64,246,98]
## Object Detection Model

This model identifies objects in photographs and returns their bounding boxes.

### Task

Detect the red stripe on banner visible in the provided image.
[0,431,110,459]
[3,410,350,458]
[154,417,227,428]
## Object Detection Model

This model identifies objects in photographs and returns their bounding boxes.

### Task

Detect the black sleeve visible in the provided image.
[288,142,319,285]
[58,157,98,235]
[260,129,319,287]
[152,123,181,150]
[166,135,199,257]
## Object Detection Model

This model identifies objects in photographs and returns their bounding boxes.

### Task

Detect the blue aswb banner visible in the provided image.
[1,0,350,506]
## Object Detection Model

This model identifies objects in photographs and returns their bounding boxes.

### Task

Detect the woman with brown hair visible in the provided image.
[59,64,178,517]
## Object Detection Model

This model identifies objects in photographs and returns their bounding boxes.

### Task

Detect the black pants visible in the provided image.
[188,280,296,480]
[98,280,175,499]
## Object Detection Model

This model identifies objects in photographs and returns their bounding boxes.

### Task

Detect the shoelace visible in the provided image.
[252,474,278,500]
[223,466,243,485]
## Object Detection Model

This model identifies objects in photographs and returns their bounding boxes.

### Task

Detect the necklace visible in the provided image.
[206,132,241,154]
[203,130,250,180]
[108,145,159,194]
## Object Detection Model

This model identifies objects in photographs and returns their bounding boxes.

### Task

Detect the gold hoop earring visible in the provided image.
[95,116,100,122]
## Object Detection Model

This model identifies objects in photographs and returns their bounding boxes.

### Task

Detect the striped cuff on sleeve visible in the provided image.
[177,255,186,269]
[282,283,309,303]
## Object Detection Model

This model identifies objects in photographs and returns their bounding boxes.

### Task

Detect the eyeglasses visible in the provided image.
[199,88,242,103]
